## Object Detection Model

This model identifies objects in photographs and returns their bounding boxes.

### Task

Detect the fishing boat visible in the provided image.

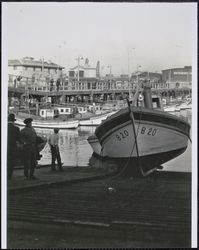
[179,100,192,110]
[174,104,181,112]
[88,81,191,176]
[11,100,80,129]
[163,105,176,113]
[79,110,117,126]
[15,115,79,129]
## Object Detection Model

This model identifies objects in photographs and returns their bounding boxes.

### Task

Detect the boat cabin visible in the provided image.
[77,106,88,114]
[88,104,102,113]
[56,106,75,115]
[39,108,59,118]
[152,95,164,110]
[133,95,163,110]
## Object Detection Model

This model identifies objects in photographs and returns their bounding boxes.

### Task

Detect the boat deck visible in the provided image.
[7,166,191,248]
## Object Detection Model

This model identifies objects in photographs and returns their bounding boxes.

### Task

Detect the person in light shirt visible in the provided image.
[48,128,63,171]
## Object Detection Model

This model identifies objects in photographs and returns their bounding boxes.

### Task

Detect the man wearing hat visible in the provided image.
[7,113,21,180]
[20,118,38,180]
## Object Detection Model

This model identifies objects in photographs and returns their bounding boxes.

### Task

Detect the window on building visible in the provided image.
[69,71,75,77]
[41,110,44,115]
[79,70,84,77]
[13,66,17,70]
[60,109,64,113]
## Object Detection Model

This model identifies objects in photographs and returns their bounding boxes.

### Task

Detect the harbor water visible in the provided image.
[37,109,192,172]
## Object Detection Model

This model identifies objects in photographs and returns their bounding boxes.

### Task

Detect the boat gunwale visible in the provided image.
[95,107,190,142]
[104,106,190,126]
[97,119,190,145]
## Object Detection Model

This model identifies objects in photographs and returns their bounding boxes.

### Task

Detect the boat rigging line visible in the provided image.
[126,98,154,177]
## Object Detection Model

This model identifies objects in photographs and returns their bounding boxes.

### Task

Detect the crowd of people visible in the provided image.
[7,113,63,181]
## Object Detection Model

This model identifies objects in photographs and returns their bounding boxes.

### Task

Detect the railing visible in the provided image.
[9,78,191,94]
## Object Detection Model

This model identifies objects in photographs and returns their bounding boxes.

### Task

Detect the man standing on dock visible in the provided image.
[20,118,38,180]
[7,113,21,180]
[48,128,63,172]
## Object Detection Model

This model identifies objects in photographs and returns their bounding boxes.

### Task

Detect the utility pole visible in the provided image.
[107,65,112,89]
[137,64,141,84]
[76,56,83,83]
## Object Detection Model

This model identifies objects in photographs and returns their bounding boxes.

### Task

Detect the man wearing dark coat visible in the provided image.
[7,113,21,180]
[20,118,38,180]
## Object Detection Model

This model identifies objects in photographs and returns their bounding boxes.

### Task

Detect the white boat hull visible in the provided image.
[164,106,176,113]
[15,117,79,129]
[179,102,192,110]
[79,111,117,126]
[94,107,190,174]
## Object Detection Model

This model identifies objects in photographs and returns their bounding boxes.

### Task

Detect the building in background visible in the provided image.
[162,66,192,89]
[67,58,101,93]
[68,58,99,79]
[8,58,192,105]
[131,71,163,89]
[8,57,64,89]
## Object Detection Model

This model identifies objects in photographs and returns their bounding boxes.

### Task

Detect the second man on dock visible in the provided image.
[20,118,38,180]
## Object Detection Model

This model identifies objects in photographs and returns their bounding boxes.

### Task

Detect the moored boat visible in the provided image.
[163,105,176,113]
[15,116,79,129]
[179,100,192,110]
[89,81,191,176]
[79,110,117,126]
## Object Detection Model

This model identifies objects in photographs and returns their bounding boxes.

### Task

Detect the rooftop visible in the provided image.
[8,57,64,69]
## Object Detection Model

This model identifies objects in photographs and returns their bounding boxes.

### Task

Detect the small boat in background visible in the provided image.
[12,104,80,129]
[79,110,117,126]
[163,105,176,113]
[15,115,79,129]
[186,101,192,109]
[178,100,192,110]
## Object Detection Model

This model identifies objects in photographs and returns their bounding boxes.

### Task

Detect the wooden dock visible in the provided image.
[7,167,191,248]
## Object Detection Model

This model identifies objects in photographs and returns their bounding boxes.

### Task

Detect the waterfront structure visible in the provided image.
[8,58,192,105]
[162,66,192,89]
[131,71,164,88]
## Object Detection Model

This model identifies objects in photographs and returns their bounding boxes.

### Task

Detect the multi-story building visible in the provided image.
[8,57,64,89]
[162,66,192,89]
[67,59,101,91]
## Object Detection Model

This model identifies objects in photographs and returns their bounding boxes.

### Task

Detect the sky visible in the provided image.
[2,2,197,75]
